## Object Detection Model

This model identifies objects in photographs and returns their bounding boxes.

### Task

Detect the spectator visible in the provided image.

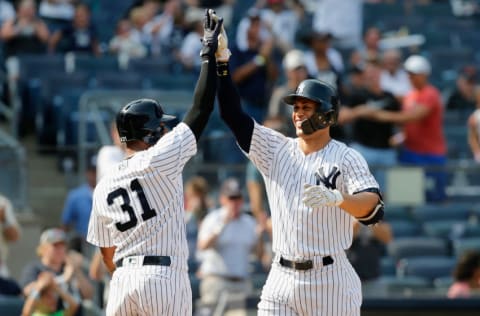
[108,18,147,59]
[302,30,344,90]
[311,0,363,49]
[267,49,309,136]
[258,0,299,54]
[347,219,392,283]
[0,193,21,278]
[363,55,447,202]
[21,271,79,316]
[379,49,412,102]
[61,157,96,256]
[351,27,382,66]
[467,91,480,163]
[20,228,94,314]
[184,175,211,261]
[184,0,235,28]
[342,62,401,191]
[142,0,178,57]
[230,9,278,123]
[0,0,15,27]
[177,16,203,72]
[0,0,49,58]
[446,65,478,111]
[128,6,151,49]
[96,121,125,182]
[197,178,263,306]
[38,0,77,31]
[343,63,366,99]
[447,250,480,298]
[48,3,99,55]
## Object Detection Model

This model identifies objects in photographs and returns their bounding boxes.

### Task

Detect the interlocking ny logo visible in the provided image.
[315,166,341,190]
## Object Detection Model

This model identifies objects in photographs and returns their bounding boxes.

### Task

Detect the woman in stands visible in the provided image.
[447,250,480,298]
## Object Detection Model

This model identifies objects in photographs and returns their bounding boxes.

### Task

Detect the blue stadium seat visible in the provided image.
[92,71,145,90]
[397,256,456,281]
[422,220,468,239]
[387,237,448,261]
[0,295,24,316]
[452,237,480,258]
[376,275,431,294]
[390,220,421,238]
[380,256,396,276]
[75,55,119,74]
[18,54,65,79]
[384,205,413,221]
[411,203,471,222]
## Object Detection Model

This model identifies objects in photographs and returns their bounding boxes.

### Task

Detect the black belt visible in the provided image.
[116,256,171,268]
[279,256,334,270]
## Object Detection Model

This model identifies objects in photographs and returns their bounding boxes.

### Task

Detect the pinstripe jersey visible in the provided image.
[86,122,196,263]
[247,122,379,259]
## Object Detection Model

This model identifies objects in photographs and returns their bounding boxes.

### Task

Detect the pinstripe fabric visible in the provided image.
[87,122,196,315]
[247,122,377,315]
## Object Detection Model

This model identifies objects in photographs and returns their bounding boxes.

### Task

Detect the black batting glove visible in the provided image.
[200,9,223,59]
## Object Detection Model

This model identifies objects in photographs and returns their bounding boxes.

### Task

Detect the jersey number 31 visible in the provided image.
[107,179,157,232]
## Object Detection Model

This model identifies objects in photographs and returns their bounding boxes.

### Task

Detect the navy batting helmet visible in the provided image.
[283,79,339,134]
[116,98,176,145]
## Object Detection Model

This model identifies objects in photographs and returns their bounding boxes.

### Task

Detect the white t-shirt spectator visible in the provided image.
[0,0,15,26]
[380,69,412,98]
[179,31,202,69]
[39,0,75,20]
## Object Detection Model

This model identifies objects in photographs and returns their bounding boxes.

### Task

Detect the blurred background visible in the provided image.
[1,0,480,315]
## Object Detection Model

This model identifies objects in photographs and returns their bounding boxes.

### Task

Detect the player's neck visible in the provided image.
[298,133,331,155]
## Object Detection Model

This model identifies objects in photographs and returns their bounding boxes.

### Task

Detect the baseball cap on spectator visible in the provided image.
[247,8,261,20]
[40,228,67,245]
[404,55,431,75]
[283,49,306,71]
[220,178,242,198]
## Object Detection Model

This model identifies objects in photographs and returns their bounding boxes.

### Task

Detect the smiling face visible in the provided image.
[291,97,328,139]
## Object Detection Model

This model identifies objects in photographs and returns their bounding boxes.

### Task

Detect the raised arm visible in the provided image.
[214,15,254,153]
[182,10,220,141]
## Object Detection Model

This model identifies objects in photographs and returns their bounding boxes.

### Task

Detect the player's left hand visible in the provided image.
[200,9,223,58]
[302,183,344,208]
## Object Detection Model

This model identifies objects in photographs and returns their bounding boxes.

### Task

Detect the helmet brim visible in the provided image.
[160,114,177,122]
[283,94,300,105]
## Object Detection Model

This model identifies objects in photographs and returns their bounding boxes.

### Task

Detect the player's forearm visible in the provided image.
[339,192,379,218]
[183,55,216,140]
[217,62,254,152]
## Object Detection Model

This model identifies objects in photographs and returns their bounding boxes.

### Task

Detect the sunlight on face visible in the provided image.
[292,98,317,136]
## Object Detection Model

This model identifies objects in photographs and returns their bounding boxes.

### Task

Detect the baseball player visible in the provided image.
[86,10,222,316]
[213,21,384,315]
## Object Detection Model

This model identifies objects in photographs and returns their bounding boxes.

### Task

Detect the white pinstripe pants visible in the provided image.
[106,265,192,316]
[258,252,362,316]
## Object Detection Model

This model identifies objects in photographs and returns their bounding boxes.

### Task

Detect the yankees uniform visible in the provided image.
[86,11,223,315]
[216,62,383,315]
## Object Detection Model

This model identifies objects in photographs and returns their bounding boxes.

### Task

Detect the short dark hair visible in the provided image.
[453,251,480,282]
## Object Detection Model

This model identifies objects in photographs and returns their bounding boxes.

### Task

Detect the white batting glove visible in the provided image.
[210,11,231,62]
[302,183,344,208]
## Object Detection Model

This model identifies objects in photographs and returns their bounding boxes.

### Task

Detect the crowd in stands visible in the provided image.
[1,0,480,314]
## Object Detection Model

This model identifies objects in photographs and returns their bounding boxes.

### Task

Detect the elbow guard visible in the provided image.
[356,199,384,226]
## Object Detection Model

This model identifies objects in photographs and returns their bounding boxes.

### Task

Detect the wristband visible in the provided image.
[54,275,66,285]
[253,55,266,67]
[29,289,40,300]
[217,62,229,77]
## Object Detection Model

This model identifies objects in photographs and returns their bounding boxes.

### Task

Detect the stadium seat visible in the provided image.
[380,256,396,276]
[93,71,145,90]
[0,295,24,316]
[387,237,448,261]
[384,205,413,221]
[390,220,421,238]
[397,256,457,281]
[422,220,468,239]
[18,54,65,79]
[376,275,431,295]
[411,203,471,222]
[452,237,480,258]
[75,55,120,74]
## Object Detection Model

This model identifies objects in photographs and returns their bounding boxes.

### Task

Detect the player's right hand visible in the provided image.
[200,9,223,58]
[210,11,231,62]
